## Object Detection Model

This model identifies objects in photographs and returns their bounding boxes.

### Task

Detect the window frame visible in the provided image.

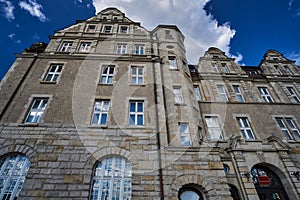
[134,44,145,55]
[169,56,177,69]
[236,117,255,140]
[178,123,192,146]
[217,85,228,102]
[24,98,48,124]
[284,65,293,75]
[233,85,245,102]
[193,85,202,101]
[221,63,229,73]
[116,44,127,54]
[91,100,110,125]
[287,87,300,103]
[128,101,144,126]
[173,86,184,104]
[86,24,96,32]
[204,116,223,140]
[275,117,300,141]
[43,64,63,83]
[258,87,274,103]
[100,65,115,84]
[119,26,129,34]
[79,42,92,53]
[103,25,113,33]
[130,66,144,85]
[59,41,73,52]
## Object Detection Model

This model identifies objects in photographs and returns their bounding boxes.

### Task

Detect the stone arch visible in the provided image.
[0,144,37,166]
[169,175,213,199]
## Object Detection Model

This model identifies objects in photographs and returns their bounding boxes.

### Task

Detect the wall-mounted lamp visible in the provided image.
[241,172,252,181]
[291,171,300,180]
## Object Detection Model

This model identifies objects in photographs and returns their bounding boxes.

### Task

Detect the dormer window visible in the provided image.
[103,25,112,33]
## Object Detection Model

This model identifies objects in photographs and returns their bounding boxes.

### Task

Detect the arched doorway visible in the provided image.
[251,165,289,200]
[228,184,241,200]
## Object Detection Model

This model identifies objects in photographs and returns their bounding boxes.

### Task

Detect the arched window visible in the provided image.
[90,157,132,200]
[178,184,204,200]
[0,155,30,200]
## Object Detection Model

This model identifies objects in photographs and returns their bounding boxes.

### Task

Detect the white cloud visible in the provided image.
[92,0,238,64]
[288,0,294,10]
[8,33,21,44]
[286,52,300,65]
[0,0,15,21]
[18,0,46,22]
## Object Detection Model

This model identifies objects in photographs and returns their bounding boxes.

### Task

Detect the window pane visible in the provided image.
[129,115,135,125]
[130,103,136,112]
[100,114,107,125]
[137,115,143,125]
[137,102,143,112]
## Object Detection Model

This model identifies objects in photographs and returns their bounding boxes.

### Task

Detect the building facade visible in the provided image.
[0,7,299,200]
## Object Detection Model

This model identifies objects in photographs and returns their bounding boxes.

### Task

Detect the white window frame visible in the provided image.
[130,66,144,85]
[236,117,255,140]
[79,42,91,52]
[276,117,300,141]
[25,98,48,123]
[119,26,128,34]
[116,44,127,54]
[100,65,115,84]
[90,157,131,200]
[60,41,73,52]
[43,64,63,82]
[0,155,30,200]
[233,85,245,102]
[287,87,300,103]
[193,85,202,101]
[169,56,177,69]
[134,44,145,55]
[179,123,192,146]
[103,25,112,33]
[217,85,228,102]
[128,101,144,126]
[91,100,110,125]
[173,87,184,104]
[258,87,273,103]
[86,24,96,32]
[204,116,223,140]
[221,63,229,73]
[212,63,219,72]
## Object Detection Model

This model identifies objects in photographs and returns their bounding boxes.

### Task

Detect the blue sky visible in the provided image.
[0,0,299,80]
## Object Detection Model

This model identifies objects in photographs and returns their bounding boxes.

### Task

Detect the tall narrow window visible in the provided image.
[284,65,293,75]
[60,41,73,52]
[173,87,184,104]
[0,155,30,200]
[258,87,273,103]
[179,123,192,146]
[205,116,223,140]
[43,64,63,82]
[134,44,145,55]
[169,56,177,69]
[91,100,110,125]
[233,85,245,102]
[287,87,300,103]
[212,63,219,72]
[91,157,131,200]
[236,117,255,140]
[100,65,115,84]
[276,117,300,141]
[131,66,144,85]
[129,101,144,126]
[217,85,228,102]
[193,85,202,101]
[116,44,127,54]
[221,63,229,73]
[79,42,91,52]
[25,98,48,123]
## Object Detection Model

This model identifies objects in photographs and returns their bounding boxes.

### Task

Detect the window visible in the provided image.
[221,63,229,73]
[90,157,131,200]
[0,155,30,200]
[129,101,144,126]
[91,100,110,125]
[233,85,245,102]
[103,25,112,33]
[134,44,145,55]
[274,65,282,75]
[212,63,218,72]
[119,26,128,34]
[25,98,48,123]
[173,87,184,104]
[276,117,300,141]
[179,123,192,146]
[116,44,127,54]
[100,65,115,84]
[79,42,91,52]
[60,41,73,52]
[179,185,203,200]
[86,25,96,32]
[284,65,293,75]
[217,85,228,102]
[193,85,202,101]
[287,87,300,103]
[236,117,255,140]
[169,56,177,69]
[131,66,144,85]
[43,64,63,82]
[205,116,223,140]
[258,87,273,103]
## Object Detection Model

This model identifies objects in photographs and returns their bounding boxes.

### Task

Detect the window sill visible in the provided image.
[169,68,179,71]
[19,123,39,127]
[127,125,145,129]
[40,81,57,84]
[88,125,108,129]
[175,103,187,106]
[98,83,113,86]
[129,84,146,87]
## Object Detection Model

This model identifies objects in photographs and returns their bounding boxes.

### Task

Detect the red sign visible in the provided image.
[258,176,271,186]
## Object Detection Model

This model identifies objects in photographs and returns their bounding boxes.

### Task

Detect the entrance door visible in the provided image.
[251,166,289,200]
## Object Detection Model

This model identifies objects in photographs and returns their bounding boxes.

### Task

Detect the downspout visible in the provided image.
[150,32,164,200]
[0,54,38,121]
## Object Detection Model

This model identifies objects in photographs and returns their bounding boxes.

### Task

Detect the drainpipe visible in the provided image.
[0,54,38,121]
[151,33,165,199]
